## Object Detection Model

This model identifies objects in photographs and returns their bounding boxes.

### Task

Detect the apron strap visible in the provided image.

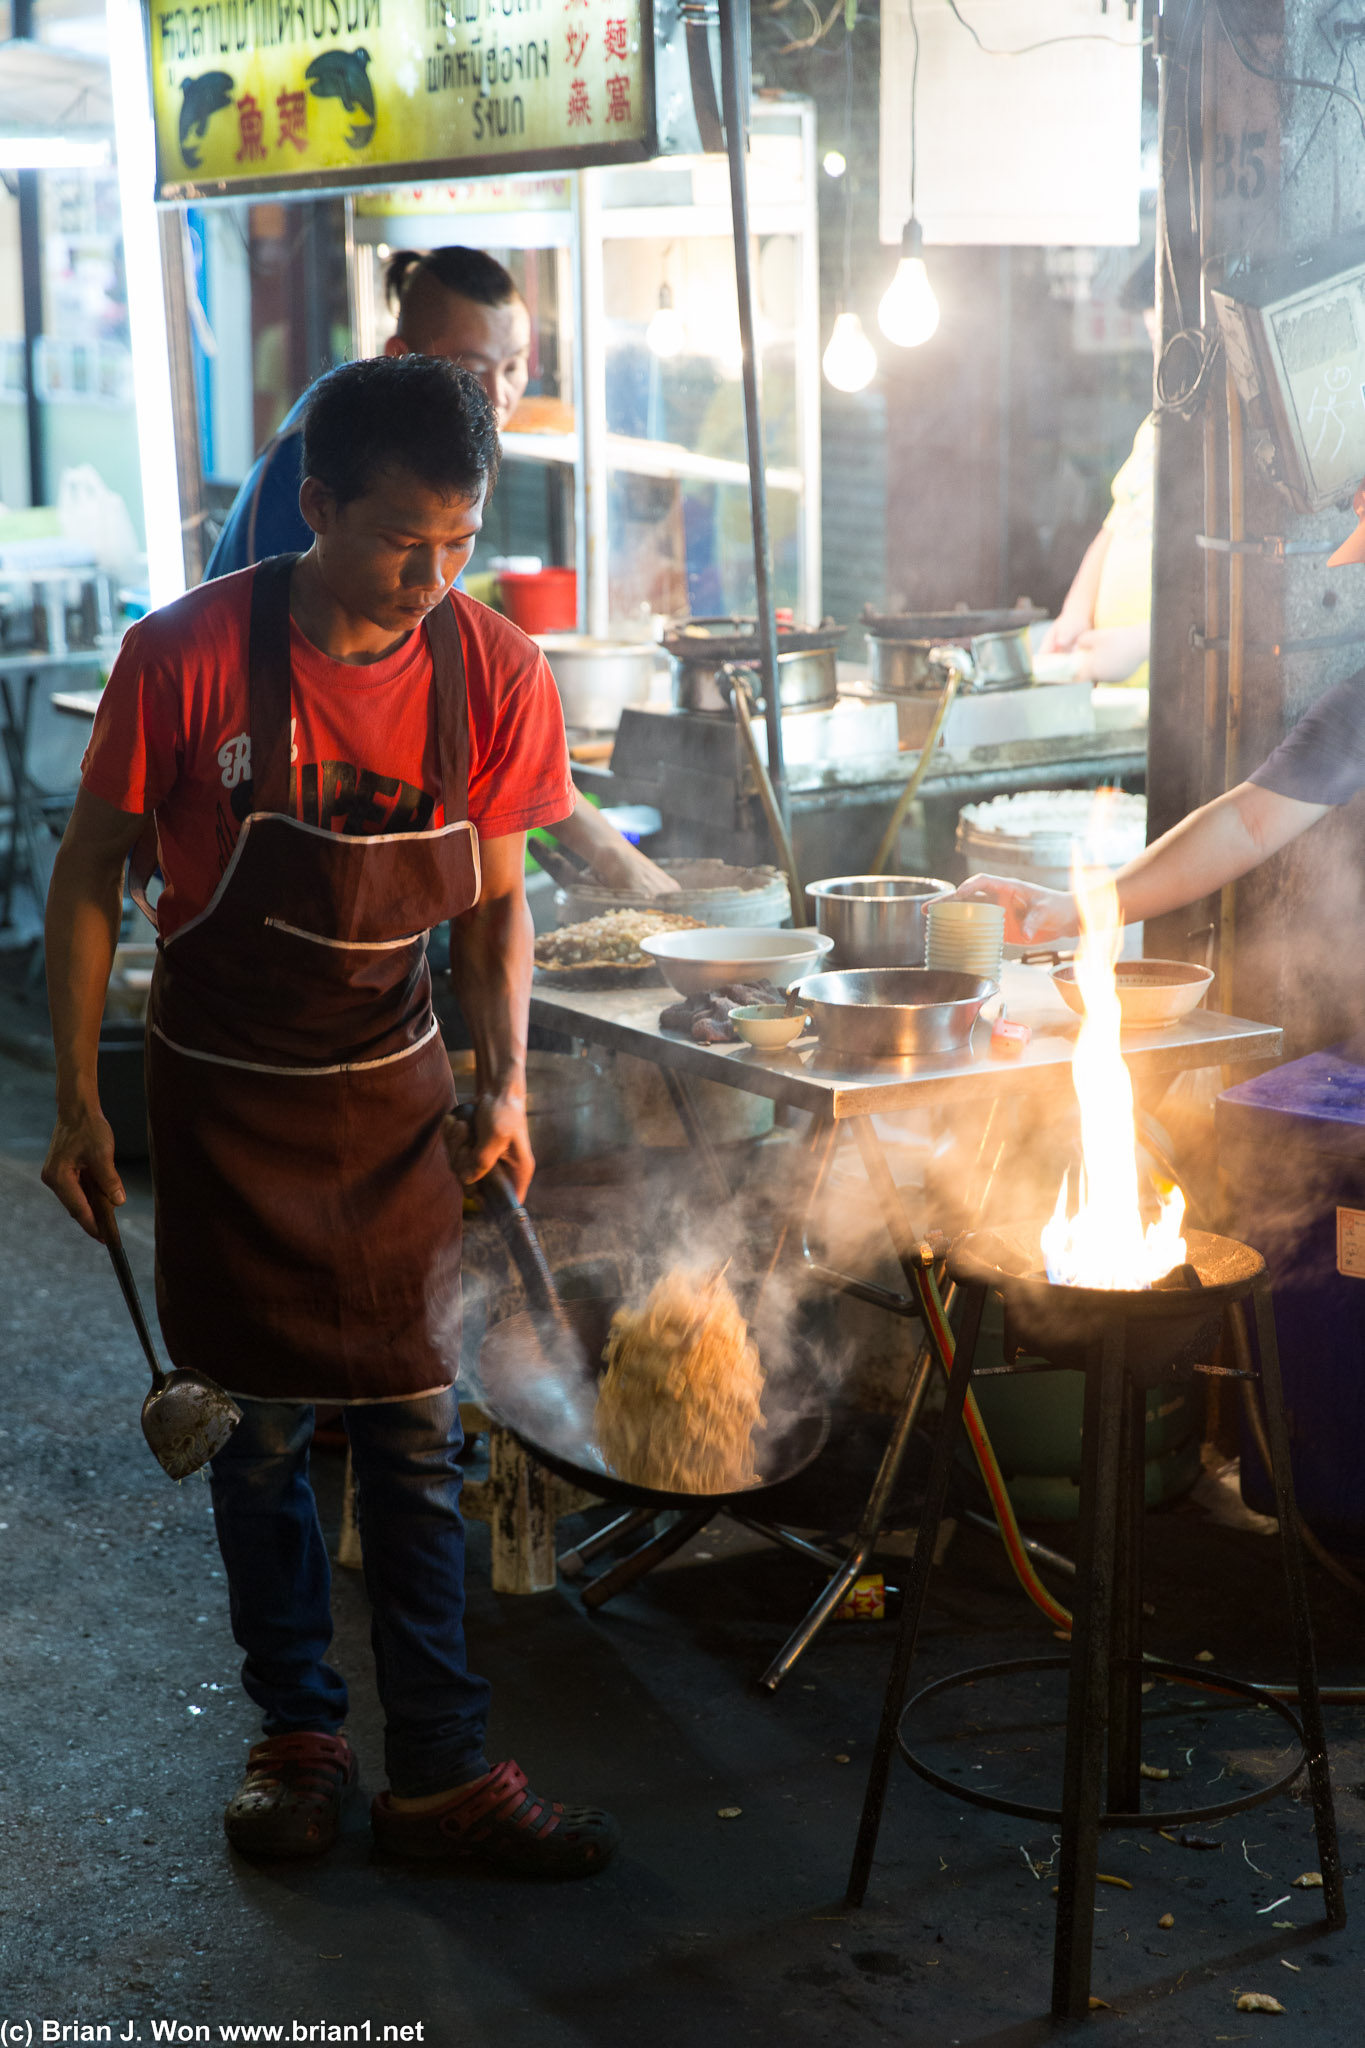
[423,594,471,825]
[248,553,299,817]
[250,557,469,826]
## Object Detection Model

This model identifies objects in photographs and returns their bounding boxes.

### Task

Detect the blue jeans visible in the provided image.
[208,1388,491,1798]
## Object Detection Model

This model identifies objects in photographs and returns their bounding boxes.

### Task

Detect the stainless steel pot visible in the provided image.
[866,638,964,695]
[797,968,998,1059]
[806,875,951,969]
[671,646,838,713]
[867,631,1032,695]
[969,625,1033,689]
[664,617,845,714]
[535,634,659,732]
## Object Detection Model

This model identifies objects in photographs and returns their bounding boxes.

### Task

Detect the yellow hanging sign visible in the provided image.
[148,0,653,201]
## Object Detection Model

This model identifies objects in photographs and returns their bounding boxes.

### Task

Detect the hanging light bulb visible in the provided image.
[878,218,940,349]
[822,311,877,393]
[646,282,687,360]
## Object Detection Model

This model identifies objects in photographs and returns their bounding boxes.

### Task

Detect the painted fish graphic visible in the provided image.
[305,47,376,149]
[178,72,234,168]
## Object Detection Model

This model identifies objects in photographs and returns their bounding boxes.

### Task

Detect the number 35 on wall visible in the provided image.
[1214,128,1269,202]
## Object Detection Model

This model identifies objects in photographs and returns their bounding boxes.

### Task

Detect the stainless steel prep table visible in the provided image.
[530,963,1277,1123]
[526,965,1282,1684]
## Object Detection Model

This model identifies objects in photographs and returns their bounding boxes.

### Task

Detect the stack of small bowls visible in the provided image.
[925,898,1005,983]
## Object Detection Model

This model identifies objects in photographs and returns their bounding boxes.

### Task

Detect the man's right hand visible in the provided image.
[951,874,1079,947]
[42,1106,123,1241]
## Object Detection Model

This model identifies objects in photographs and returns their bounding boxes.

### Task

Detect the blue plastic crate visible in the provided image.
[1218,1048,1365,1551]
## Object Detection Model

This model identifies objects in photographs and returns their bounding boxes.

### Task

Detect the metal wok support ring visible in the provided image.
[896,1653,1309,1829]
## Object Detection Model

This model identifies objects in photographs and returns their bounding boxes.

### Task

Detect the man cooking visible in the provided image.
[42,354,619,1877]
[209,241,674,901]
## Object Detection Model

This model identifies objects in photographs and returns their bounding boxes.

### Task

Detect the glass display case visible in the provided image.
[347,94,820,634]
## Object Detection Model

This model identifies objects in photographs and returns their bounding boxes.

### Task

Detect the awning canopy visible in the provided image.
[0,36,112,143]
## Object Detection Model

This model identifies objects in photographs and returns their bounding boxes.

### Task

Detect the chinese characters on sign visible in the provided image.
[147,0,649,198]
[557,9,630,129]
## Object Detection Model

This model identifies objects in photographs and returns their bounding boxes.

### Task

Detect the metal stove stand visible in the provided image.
[846,1228,1346,2021]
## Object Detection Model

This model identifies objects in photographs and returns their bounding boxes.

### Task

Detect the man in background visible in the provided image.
[209,245,673,896]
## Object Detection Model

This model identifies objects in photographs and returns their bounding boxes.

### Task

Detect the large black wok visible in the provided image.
[468,1168,830,1510]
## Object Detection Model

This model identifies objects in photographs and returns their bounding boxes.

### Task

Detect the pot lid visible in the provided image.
[664,614,845,660]
[863,603,1045,642]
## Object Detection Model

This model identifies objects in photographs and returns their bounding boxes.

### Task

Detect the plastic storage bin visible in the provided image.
[1218,1048,1365,1552]
[497,567,577,633]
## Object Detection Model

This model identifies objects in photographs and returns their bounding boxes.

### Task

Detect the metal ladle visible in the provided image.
[89,1186,242,1480]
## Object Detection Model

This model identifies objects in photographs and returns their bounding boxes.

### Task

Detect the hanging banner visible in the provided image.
[147,0,661,200]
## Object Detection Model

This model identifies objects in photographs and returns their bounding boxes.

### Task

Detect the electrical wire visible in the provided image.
[1153,4,1365,411]
[1212,0,1365,141]
[908,0,919,221]
[1156,321,1223,420]
[1151,0,1222,420]
[941,0,1141,58]
[841,25,855,307]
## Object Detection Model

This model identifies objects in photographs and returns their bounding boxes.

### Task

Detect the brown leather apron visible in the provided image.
[145,556,480,1402]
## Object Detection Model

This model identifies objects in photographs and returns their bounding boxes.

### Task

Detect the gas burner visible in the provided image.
[950,1225,1263,1377]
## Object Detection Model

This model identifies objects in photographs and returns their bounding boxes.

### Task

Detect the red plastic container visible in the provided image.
[498,567,578,633]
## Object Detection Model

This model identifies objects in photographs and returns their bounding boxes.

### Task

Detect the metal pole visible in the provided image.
[571,170,609,639]
[18,170,43,508]
[158,212,207,587]
[12,0,42,510]
[795,99,822,626]
[717,0,788,829]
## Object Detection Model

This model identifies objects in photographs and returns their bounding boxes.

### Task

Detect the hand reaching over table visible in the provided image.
[952,874,1079,947]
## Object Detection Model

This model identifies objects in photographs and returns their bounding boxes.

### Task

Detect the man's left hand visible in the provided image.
[444,1090,535,1201]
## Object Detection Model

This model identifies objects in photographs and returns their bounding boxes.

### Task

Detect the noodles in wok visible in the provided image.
[595,1268,766,1492]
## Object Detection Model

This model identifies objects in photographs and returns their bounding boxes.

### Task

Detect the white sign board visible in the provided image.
[879,0,1142,248]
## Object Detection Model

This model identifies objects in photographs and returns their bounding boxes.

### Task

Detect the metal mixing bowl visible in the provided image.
[798,968,998,1059]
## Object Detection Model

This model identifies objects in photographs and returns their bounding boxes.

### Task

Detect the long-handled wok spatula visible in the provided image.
[89,1186,242,1480]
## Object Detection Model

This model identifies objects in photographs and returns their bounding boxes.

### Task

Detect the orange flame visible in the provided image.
[1040,844,1186,1289]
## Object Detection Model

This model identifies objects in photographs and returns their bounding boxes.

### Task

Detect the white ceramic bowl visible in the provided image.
[640,926,834,995]
[1051,957,1215,1030]
[731,1003,810,1048]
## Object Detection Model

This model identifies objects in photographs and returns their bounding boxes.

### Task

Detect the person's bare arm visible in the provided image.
[1039,527,1111,656]
[445,831,536,1200]
[956,781,1329,944]
[1072,619,1150,685]
[549,791,679,896]
[42,787,149,1237]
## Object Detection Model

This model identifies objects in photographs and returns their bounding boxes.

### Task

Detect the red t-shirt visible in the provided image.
[81,568,573,939]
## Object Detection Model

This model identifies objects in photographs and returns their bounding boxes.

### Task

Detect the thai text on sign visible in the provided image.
[148,0,650,199]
